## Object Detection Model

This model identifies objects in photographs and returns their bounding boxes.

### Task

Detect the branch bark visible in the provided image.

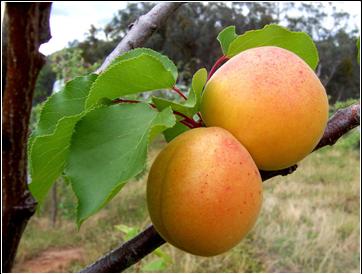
[95,2,185,74]
[81,102,360,273]
[314,103,360,150]
[2,3,52,272]
[80,225,165,273]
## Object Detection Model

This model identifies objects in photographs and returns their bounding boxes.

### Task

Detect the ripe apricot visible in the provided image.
[200,46,329,170]
[147,127,262,256]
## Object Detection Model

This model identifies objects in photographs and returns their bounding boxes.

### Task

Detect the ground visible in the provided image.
[14,135,360,272]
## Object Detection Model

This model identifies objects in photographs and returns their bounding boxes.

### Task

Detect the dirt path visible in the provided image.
[13,247,85,273]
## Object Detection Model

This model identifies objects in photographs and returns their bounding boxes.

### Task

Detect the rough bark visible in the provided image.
[314,103,360,150]
[80,102,360,273]
[2,3,52,272]
[80,225,165,273]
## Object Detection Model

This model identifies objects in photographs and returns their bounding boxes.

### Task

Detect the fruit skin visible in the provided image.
[147,127,262,256]
[200,46,329,170]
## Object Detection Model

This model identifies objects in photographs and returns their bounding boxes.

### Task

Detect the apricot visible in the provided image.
[200,46,329,170]
[147,127,262,256]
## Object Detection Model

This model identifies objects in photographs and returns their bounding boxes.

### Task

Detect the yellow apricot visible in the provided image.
[147,127,262,256]
[200,46,329,170]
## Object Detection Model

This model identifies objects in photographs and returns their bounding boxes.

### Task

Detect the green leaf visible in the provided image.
[152,68,207,117]
[86,54,176,109]
[152,96,194,117]
[33,75,98,137]
[153,248,172,263]
[28,75,97,203]
[141,259,167,272]
[191,68,208,103]
[29,116,81,202]
[112,48,178,81]
[153,68,207,142]
[65,104,175,225]
[217,26,238,55]
[115,224,140,241]
[163,120,190,142]
[149,107,176,141]
[227,24,319,70]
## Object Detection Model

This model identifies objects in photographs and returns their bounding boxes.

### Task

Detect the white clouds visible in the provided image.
[40,1,127,55]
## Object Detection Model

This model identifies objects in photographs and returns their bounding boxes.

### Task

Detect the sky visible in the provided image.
[39,2,128,55]
[28,2,361,55]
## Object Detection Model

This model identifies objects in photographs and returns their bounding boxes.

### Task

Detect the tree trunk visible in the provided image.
[2,3,52,272]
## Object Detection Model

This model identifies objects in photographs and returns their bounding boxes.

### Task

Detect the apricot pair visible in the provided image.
[147,46,328,256]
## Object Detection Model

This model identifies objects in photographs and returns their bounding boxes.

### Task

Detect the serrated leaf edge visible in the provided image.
[71,105,175,226]
[85,54,176,109]
[227,24,319,69]
[217,25,237,55]
[112,47,178,81]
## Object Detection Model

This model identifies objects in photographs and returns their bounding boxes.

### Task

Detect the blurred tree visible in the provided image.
[33,61,56,105]
[50,47,99,84]
[33,47,99,106]
[280,2,360,103]
[317,30,360,102]
[34,2,360,105]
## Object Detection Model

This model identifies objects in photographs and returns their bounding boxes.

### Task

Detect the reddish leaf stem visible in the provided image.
[207,55,229,81]
[179,120,195,129]
[113,99,141,104]
[113,99,156,108]
[173,111,202,128]
[172,86,188,100]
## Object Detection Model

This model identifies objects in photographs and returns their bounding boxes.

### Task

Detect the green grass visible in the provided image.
[15,137,360,272]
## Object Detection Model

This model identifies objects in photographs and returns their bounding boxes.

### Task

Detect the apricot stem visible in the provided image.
[173,111,202,128]
[207,55,229,81]
[171,87,204,125]
[179,120,194,129]
[172,86,188,100]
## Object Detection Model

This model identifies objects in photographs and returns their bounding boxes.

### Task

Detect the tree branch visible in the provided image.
[314,103,360,150]
[80,102,360,273]
[95,2,185,74]
[80,225,165,273]
[2,3,52,272]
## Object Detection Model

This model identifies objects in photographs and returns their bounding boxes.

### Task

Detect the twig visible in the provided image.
[173,111,202,128]
[95,3,185,74]
[314,103,360,150]
[260,165,298,181]
[207,55,229,80]
[172,86,188,100]
[80,103,360,273]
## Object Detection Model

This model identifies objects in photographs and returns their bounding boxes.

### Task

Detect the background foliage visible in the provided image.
[33,2,360,106]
